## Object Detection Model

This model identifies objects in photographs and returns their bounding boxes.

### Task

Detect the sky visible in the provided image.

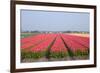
[21,9,90,32]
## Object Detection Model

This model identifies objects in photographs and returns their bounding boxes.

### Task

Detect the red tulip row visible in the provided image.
[50,35,67,53]
[21,34,57,58]
[21,33,89,59]
[64,34,89,48]
[21,34,40,44]
[21,34,53,44]
[50,34,68,58]
[60,34,89,56]
[30,34,57,53]
[21,34,56,50]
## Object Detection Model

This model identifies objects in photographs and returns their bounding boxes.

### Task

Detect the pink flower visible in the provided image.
[51,35,67,53]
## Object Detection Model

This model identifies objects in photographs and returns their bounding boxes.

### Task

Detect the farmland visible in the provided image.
[21,33,89,62]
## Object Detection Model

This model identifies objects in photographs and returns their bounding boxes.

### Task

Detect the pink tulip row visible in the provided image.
[21,34,47,45]
[21,33,89,59]
[21,34,45,50]
[21,34,56,50]
[60,34,88,54]
[29,34,57,53]
[50,35,67,53]
[64,34,89,48]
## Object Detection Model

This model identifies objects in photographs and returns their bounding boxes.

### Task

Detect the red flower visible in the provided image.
[50,34,67,53]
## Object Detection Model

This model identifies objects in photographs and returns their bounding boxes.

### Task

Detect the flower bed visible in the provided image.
[50,35,68,58]
[21,34,57,59]
[60,34,89,57]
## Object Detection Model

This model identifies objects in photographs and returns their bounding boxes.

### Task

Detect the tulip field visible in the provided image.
[21,33,89,62]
